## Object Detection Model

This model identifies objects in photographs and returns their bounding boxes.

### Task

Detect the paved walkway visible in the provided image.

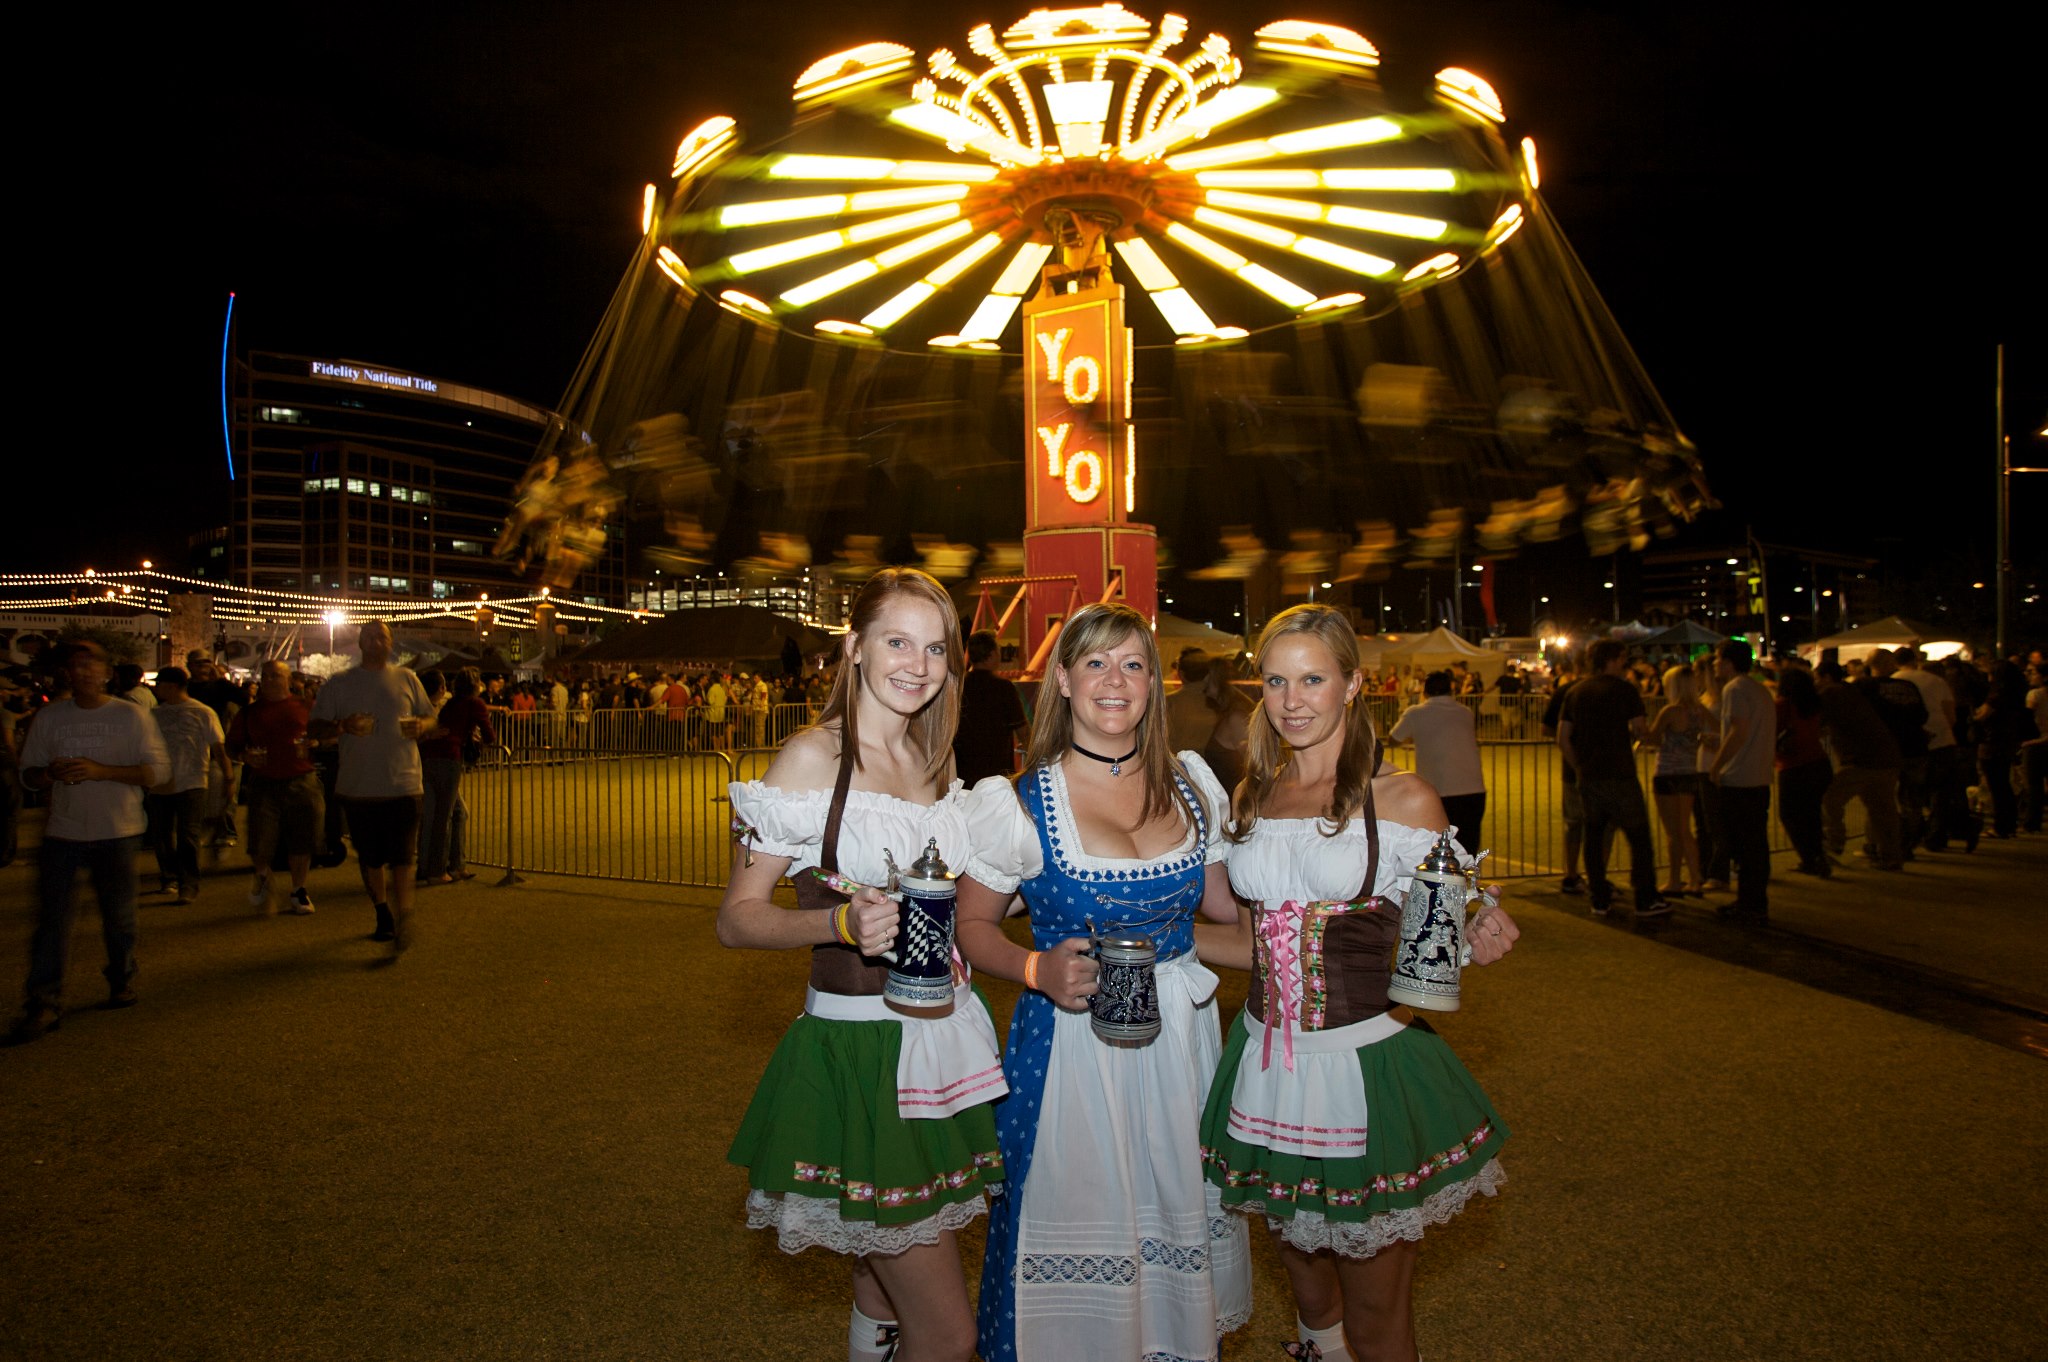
[2,827,2043,1361]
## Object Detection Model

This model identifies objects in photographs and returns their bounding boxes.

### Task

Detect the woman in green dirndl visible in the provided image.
[1196,605,1520,1362]
[720,569,1006,1362]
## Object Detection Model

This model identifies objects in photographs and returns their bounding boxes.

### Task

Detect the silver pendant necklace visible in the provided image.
[1071,740,1140,777]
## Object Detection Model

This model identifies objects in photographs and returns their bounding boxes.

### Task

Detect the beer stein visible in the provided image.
[1388,831,1483,1012]
[883,840,958,1018]
[1088,931,1161,1044]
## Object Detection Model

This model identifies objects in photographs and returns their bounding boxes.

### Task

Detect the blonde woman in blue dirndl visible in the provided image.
[955,603,1251,1362]
[1197,605,1519,1362]
[720,570,1007,1362]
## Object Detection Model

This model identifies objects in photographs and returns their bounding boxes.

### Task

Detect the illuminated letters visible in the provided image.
[1037,422,1071,477]
[1064,450,1103,503]
[1035,327,1072,381]
[1062,355,1101,405]
[1026,295,1130,514]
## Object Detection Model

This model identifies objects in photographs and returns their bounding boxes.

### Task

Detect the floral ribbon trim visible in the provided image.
[791,1150,1002,1210]
[1203,1122,1495,1206]
[730,817,759,867]
[1252,897,1386,1071]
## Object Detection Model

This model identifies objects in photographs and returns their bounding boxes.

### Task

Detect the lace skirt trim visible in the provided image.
[746,1188,987,1258]
[1238,1158,1506,1258]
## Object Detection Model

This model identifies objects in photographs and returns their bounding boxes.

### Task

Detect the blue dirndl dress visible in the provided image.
[965,755,1251,1362]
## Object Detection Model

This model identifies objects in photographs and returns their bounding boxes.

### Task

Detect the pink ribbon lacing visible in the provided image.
[1259,900,1307,1072]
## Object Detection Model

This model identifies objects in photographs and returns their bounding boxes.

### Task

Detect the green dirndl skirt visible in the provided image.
[729,989,1006,1256]
[1199,1008,1507,1257]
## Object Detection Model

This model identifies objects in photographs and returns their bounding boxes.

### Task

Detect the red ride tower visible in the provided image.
[1020,205,1157,664]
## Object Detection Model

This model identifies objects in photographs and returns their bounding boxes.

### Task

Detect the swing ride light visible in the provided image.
[663,12,1524,343]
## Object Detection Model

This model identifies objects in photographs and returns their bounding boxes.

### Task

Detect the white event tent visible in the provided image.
[1805,616,1966,664]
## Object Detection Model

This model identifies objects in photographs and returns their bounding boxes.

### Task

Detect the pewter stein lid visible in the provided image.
[1415,829,1463,876]
[908,838,953,883]
[1095,933,1156,960]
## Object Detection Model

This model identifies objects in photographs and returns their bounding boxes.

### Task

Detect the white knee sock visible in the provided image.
[849,1303,899,1362]
[1298,1315,1354,1362]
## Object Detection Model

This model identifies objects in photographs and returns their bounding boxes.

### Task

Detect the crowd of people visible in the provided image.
[481,667,829,753]
[1537,640,2048,924]
[1,628,504,1044]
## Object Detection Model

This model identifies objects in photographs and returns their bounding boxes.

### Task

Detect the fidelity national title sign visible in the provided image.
[1024,279,1133,529]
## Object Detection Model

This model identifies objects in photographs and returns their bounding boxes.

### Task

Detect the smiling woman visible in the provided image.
[1197,603,1517,1362]
[716,567,996,1362]
[954,602,1251,1362]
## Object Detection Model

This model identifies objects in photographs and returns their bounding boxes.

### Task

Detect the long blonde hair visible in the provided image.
[814,567,962,794]
[1019,603,1196,829]
[1227,604,1379,843]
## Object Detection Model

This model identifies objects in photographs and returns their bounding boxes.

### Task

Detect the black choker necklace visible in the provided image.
[1071,740,1140,777]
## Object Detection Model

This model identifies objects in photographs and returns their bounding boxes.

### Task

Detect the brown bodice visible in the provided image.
[1246,779,1396,1029]
[1248,898,1399,1029]
[801,736,891,997]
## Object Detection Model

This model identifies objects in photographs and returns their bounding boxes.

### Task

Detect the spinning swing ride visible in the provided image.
[518,5,1711,652]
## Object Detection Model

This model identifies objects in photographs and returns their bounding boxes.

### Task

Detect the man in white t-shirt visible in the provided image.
[1709,640,1776,922]
[1389,670,1487,857]
[310,621,435,952]
[6,641,171,1044]
[147,667,231,904]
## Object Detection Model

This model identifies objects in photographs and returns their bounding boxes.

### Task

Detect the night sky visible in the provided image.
[29,1,2043,636]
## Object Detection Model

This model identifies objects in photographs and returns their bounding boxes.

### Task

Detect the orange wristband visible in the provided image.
[1023,951,1042,992]
[832,902,857,947]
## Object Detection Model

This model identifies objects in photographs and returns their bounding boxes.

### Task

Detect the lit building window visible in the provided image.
[346,478,367,495]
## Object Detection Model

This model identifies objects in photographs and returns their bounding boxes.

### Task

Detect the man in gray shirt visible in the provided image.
[6,641,171,1044]
[309,621,435,952]
[1708,640,1775,922]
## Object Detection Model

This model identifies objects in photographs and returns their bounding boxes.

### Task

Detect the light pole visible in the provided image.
[1993,343,2047,657]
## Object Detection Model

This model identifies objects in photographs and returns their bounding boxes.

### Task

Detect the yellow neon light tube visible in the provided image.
[1165,116,1403,171]
[767,155,998,182]
[1191,209,1397,277]
[719,185,968,228]
[1112,238,1183,291]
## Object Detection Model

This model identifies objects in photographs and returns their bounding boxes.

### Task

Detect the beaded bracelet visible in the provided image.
[832,902,858,948]
[1022,950,1042,993]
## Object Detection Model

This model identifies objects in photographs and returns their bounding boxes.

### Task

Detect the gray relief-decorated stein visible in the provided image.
[1089,932,1161,1044]
[1388,830,1480,1013]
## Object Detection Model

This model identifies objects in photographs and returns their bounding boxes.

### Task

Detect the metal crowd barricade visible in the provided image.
[459,697,1867,889]
[461,710,739,887]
